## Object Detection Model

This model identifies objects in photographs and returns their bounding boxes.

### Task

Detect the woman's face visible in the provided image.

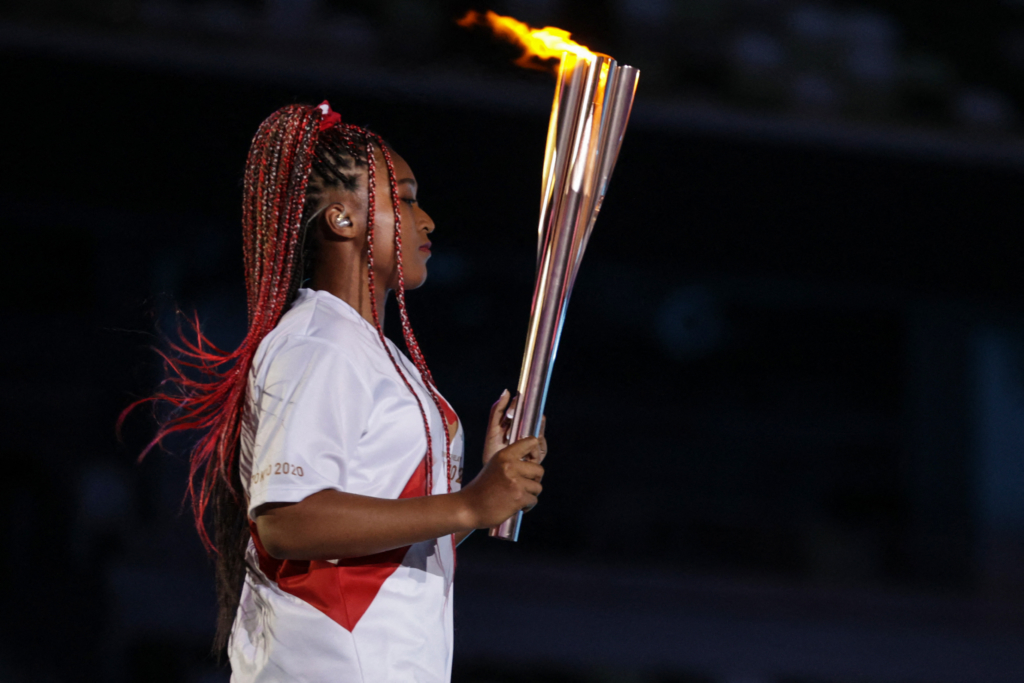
[370,146,435,291]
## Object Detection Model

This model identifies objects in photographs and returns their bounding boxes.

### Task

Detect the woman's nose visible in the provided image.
[419,207,436,233]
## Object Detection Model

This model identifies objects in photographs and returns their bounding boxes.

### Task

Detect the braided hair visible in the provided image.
[121,103,452,651]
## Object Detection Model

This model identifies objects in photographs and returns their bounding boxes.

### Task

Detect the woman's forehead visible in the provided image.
[387,147,414,175]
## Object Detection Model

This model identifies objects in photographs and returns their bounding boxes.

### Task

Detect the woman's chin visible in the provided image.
[405,271,427,290]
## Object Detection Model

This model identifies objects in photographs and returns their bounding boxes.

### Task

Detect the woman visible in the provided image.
[129,102,546,681]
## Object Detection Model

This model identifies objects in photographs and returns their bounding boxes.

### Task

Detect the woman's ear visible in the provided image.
[324,203,358,239]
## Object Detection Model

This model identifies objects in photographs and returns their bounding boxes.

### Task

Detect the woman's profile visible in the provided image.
[125,102,547,681]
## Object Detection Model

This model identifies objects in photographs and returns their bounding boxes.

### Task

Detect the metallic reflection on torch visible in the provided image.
[491,54,639,541]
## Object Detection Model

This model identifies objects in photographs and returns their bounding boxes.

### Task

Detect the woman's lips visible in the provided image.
[419,242,432,253]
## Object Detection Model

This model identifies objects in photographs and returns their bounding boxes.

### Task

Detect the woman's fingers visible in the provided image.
[501,395,518,443]
[488,389,510,429]
[515,460,544,482]
[515,431,545,464]
[504,395,518,422]
[537,415,548,464]
[466,435,548,526]
[516,427,545,511]
[503,436,542,462]
[520,476,541,511]
[485,390,514,457]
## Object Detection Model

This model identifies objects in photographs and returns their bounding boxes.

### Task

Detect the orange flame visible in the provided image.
[457,10,596,71]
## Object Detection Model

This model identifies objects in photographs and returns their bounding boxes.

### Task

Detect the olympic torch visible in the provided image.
[458,12,639,541]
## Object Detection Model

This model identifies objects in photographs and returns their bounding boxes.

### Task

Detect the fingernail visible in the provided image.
[501,388,509,397]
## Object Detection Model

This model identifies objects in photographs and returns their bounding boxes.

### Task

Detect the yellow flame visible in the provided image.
[457,10,596,71]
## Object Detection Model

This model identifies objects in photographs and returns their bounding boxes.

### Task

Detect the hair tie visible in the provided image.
[317,101,342,131]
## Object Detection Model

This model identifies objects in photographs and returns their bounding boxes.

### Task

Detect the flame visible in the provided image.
[457,10,596,71]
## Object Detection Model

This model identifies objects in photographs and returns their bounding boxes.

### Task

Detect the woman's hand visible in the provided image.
[483,389,548,465]
[457,437,544,529]
[452,390,550,545]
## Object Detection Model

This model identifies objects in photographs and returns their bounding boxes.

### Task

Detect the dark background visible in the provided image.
[3,1,1024,681]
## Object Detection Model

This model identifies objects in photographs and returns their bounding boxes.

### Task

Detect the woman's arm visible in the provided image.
[255,437,544,560]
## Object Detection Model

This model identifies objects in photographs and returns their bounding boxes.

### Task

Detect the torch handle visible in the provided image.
[491,503,524,540]
[489,183,583,542]
[490,58,638,543]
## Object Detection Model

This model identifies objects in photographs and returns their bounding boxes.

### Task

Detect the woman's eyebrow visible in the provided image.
[397,178,417,189]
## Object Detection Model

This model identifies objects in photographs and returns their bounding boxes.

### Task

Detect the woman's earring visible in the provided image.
[334,215,352,228]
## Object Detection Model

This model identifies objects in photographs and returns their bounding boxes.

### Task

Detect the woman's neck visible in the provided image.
[309,267,389,329]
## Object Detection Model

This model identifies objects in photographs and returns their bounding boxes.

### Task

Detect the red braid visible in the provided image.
[120,104,451,560]
[371,137,457,566]
[120,104,321,551]
[363,133,453,499]
[377,139,452,494]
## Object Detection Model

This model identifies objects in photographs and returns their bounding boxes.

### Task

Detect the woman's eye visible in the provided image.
[402,197,418,206]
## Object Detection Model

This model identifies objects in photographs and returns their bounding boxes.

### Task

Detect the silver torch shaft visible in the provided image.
[490,53,639,541]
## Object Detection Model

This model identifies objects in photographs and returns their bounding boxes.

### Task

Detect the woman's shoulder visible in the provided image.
[255,289,380,372]
[278,289,377,344]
